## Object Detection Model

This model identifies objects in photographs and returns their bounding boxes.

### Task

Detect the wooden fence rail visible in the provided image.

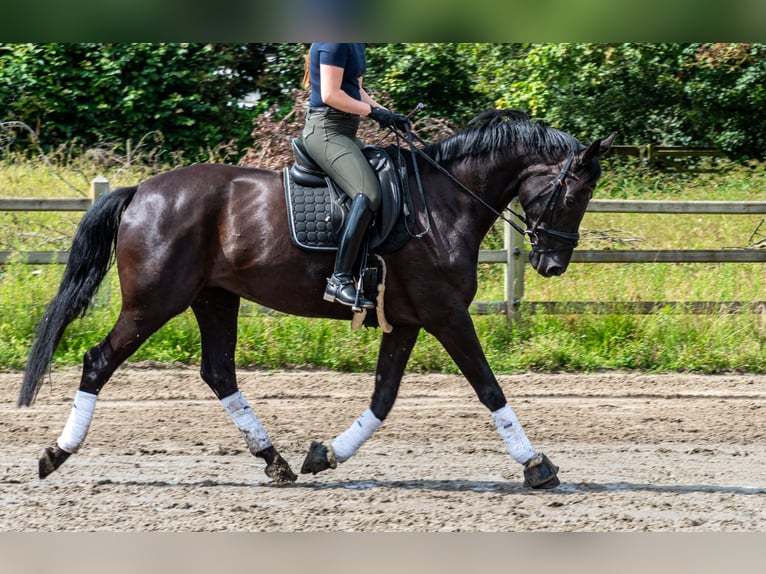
[2,177,765,317]
[476,198,766,318]
[610,144,721,162]
[0,176,109,264]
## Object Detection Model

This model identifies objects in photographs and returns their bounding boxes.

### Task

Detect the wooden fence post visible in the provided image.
[504,198,526,321]
[646,143,655,164]
[90,175,111,308]
[91,175,110,203]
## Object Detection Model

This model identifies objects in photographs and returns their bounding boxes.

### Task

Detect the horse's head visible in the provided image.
[518,133,616,277]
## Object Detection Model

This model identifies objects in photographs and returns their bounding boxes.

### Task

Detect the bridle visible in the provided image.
[518,151,582,253]
[392,122,583,253]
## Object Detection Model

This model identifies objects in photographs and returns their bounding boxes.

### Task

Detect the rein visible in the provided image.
[390,122,432,238]
[389,123,580,251]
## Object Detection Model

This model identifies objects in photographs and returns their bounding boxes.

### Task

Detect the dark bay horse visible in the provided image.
[18,110,614,488]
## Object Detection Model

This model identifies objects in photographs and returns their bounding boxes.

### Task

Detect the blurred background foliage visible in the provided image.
[1,43,765,162]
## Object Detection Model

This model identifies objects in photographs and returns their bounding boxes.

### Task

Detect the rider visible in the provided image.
[302,43,408,309]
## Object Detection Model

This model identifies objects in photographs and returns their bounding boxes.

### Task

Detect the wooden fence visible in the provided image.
[0,176,108,265]
[476,198,766,318]
[2,176,765,317]
[610,144,721,163]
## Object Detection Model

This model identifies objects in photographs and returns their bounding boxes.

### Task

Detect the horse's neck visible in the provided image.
[449,156,524,215]
[424,159,521,250]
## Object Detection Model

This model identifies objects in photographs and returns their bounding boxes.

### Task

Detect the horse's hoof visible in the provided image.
[300,440,337,475]
[523,452,560,489]
[38,445,71,479]
[265,453,297,484]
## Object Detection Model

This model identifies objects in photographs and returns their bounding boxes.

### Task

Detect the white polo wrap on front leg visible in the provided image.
[57,390,98,454]
[331,408,382,463]
[221,391,272,454]
[492,404,537,464]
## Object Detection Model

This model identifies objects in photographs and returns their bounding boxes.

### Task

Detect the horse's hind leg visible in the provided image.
[39,306,179,479]
[191,287,296,484]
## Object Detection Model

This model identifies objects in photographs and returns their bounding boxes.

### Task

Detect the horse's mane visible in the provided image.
[423,109,584,165]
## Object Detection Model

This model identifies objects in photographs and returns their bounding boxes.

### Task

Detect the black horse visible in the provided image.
[18,110,614,488]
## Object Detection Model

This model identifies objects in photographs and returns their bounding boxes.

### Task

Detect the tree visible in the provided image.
[365,43,492,123]
[680,43,766,158]
[0,43,305,160]
[3,43,764,161]
[474,43,766,158]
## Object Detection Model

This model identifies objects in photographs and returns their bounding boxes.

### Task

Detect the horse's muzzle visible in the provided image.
[529,249,570,278]
[542,264,565,277]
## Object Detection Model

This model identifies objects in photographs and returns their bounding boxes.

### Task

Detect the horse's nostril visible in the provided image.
[547,265,564,277]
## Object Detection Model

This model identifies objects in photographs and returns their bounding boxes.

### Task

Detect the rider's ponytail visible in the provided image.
[302,50,310,90]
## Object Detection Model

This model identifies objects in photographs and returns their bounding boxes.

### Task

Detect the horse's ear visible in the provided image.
[579,132,617,165]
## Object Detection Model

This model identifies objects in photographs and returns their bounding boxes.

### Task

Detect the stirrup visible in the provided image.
[324,275,375,311]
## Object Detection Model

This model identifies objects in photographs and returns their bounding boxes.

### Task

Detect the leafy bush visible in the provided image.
[3,43,766,161]
[680,43,766,158]
[366,43,490,123]
[0,43,305,161]
[475,43,766,159]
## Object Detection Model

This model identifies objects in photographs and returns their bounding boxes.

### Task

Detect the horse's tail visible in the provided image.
[18,186,138,407]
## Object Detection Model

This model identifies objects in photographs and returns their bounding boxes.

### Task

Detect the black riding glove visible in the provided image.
[368,107,409,130]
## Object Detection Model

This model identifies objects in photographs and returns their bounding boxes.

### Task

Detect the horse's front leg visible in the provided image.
[301,325,420,475]
[428,309,560,489]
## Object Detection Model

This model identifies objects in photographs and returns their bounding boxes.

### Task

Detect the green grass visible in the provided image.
[522,158,765,309]
[1,153,764,374]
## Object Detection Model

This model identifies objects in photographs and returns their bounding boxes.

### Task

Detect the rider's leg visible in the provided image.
[302,109,381,310]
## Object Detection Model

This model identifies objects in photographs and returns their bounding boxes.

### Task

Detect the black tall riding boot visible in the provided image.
[324,194,375,310]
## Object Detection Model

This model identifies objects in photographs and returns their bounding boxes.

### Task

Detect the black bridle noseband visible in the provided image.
[392,122,582,253]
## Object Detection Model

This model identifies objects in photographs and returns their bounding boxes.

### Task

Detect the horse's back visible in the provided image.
[117,162,335,310]
[126,163,284,221]
[120,162,285,268]
[137,163,281,197]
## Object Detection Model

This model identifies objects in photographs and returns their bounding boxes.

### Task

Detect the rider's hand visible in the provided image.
[368,106,409,130]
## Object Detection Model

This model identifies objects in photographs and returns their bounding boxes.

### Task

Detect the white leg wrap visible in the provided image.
[331,408,382,463]
[221,391,272,454]
[57,390,98,454]
[492,404,537,464]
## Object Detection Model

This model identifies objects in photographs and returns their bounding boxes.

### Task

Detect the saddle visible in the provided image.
[283,138,411,255]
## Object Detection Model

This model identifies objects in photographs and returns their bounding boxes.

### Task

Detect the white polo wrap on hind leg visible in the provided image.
[492,404,537,464]
[57,390,98,453]
[331,408,382,463]
[221,391,272,454]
